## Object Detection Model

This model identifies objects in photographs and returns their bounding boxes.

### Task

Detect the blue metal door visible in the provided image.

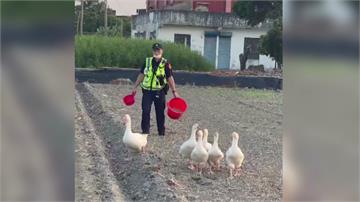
[204,35,217,66]
[218,36,231,69]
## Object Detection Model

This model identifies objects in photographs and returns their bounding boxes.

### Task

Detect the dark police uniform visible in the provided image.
[140,56,173,136]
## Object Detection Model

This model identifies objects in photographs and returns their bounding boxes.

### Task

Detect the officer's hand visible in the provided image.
[131,87,137,95]
[173,91,180,98]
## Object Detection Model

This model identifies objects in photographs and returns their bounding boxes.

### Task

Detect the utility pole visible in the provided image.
[104,0,108,28]
[80,0,84,35]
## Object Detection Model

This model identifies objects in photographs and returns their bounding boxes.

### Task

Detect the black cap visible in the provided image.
[152,43,163,50]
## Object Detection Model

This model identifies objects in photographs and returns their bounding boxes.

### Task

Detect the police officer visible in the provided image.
[131,43,180,136]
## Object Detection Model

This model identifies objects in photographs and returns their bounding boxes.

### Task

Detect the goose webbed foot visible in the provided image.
[187,160,197,171]
[234,168,242,177]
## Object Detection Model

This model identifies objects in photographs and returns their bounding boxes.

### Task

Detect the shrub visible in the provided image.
[96,26,123,37]
[75,35,214,71]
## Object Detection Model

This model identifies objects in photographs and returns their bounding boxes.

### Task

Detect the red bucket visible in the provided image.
[167,97,187,120]
[123,92,136,106]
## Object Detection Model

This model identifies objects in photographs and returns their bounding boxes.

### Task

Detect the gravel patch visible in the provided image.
[76,82,282,201]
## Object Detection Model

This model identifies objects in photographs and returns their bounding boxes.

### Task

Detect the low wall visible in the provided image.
[75,68,282,90]
[132,10,272,30]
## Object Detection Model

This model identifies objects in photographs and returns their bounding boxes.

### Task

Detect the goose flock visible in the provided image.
[122,114,245,178]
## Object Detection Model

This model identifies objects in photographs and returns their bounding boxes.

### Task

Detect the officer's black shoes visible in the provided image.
[158,132,165,136]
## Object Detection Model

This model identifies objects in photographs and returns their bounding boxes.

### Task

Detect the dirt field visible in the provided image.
[75,82,282,201]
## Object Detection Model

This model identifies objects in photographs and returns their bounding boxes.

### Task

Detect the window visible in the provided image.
[244,37,260,59]
[174,34,191,48]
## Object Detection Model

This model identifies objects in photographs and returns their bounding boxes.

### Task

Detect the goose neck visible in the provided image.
[232,137,238,147]
[125,122,131,132]
[213,140,219,147]
[197,137,203,144]
[190,131,196,140]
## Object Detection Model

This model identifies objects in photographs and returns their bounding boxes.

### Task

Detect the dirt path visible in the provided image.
[75,82,282,201]
[75,90,124,201]
[76,83,179,201]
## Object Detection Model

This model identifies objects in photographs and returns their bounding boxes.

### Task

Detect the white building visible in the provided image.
[131,10,275,69]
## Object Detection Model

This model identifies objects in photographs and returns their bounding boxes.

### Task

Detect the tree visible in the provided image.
[74,0,131,37]
[75,0,102,33]
[233,1,282,68]
[260,19,282,68]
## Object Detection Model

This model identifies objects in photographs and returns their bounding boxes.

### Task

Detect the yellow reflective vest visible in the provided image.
[141,57,167,91]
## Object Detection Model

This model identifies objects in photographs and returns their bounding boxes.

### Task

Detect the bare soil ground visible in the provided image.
[75,82,282,201]
[209,69,282,78]
[75,91,125,201]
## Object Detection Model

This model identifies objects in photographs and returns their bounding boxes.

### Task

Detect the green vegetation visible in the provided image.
[233,1,282,68]
[75,35,214,71]
[75,0,131,37]
[233,1,282,26]
[1,1,73,22]
[96,26,124,37]
[260,20,282,67]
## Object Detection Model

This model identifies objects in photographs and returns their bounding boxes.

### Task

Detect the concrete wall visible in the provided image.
[157,26,207,55]
[131,12,160,38]
[157,25,275,69]
[76,68,283,90]
[132,10,272,30]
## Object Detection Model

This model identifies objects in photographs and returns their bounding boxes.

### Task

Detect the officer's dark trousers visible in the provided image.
[141,89,166,136]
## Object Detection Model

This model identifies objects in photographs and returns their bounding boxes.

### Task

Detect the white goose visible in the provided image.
[208,132,224,173]
[179,123,199,169]
[225,132,244,178]
[122,114,148,153]
[202,129,212,151]
[191,130,209,174]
